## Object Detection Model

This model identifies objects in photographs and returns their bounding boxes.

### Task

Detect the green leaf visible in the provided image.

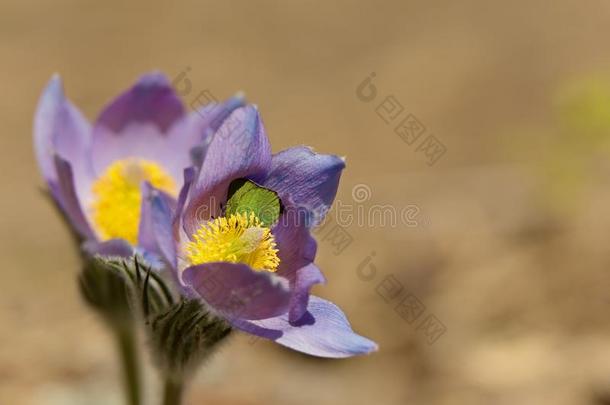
[225,179,281,226]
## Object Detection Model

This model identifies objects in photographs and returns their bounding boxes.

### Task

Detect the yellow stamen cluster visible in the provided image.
[185,212,280,272]
[90,158,176,244]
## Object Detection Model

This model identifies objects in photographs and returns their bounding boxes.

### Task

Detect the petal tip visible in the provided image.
[95,72,184,134]
[50,72,62,85]
[359,337,379,355]
[42,74,65,101]
[136,71,172,87]
[234,91,246,101]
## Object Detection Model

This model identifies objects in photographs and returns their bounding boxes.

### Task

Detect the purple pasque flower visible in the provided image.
[142,105,378,358]
[34,72,243,259]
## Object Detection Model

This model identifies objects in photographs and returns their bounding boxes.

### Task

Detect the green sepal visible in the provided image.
[79,256,175,327]
[79,256,134,327]
[225,179,281,226]
[80,256,232,379]
[149,299,232,376]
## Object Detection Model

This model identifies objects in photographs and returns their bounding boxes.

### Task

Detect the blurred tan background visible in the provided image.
[2,0,610,404]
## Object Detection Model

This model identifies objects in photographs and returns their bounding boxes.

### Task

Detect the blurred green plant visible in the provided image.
[511,73,610,213]
[556,74,610,141]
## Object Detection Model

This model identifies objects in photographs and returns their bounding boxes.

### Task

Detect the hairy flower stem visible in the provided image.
[116,327,141,405]
[162,375,184,405]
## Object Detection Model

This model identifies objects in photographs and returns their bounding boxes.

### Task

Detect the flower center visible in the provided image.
[90,158,176,244]
[185,212,280,272]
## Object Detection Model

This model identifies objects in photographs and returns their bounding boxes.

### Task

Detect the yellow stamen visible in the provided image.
[90,158,176,244]
[185,212,280,272]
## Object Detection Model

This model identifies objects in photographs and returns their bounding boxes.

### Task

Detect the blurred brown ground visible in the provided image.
[2,0,610,404]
